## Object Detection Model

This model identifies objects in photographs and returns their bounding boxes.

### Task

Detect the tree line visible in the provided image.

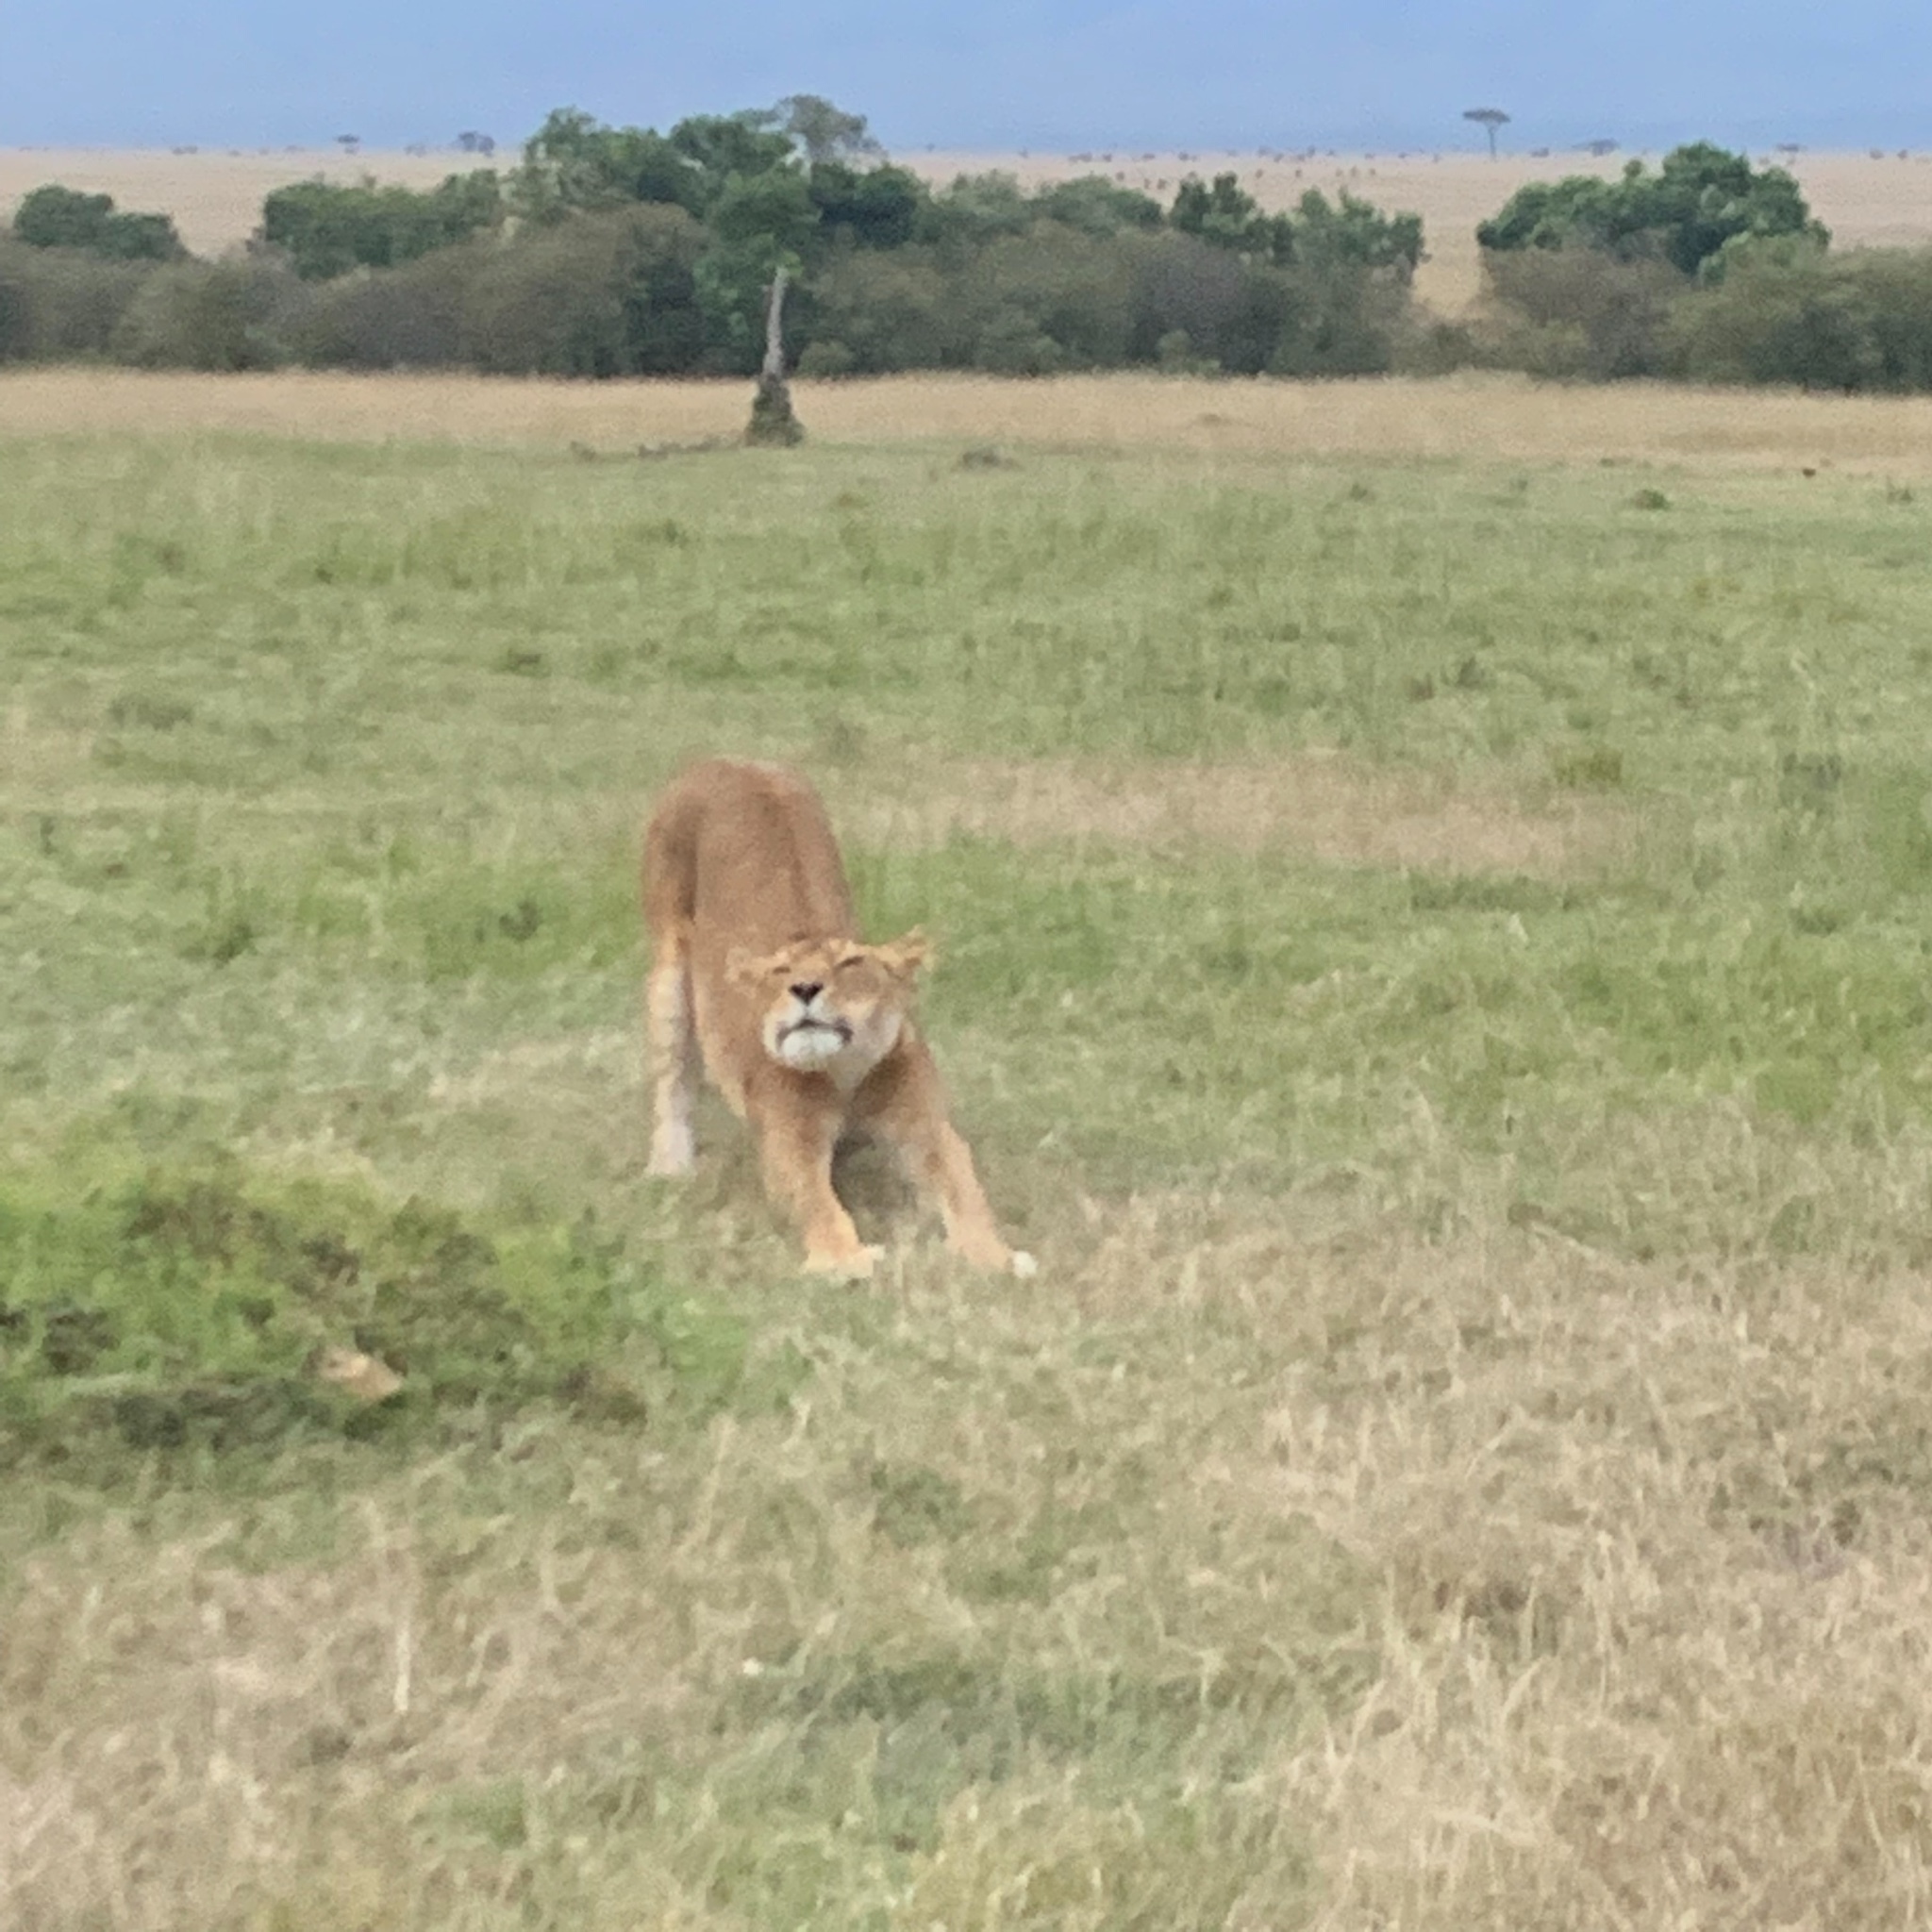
[3,106,1930,393]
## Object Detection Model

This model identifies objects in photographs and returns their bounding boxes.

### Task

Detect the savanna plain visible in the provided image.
[8,371,1932,1928]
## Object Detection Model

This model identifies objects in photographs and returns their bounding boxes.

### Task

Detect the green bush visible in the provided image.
[1480,249,1683,379]
[1033,175,1164,238]
[808,160,927,248]
[1838,249,1932,390]
[0,237,151,359]
[261,172,502,280]
[13,183,184,261]
[802,246,963,372]
[111,258,307,371]
[1477,142,1824,275]
[293,245,478,369]
[460,205,705,376]
[1671,248,1883,390]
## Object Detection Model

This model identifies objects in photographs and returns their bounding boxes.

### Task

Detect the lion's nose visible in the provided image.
[790,981,824,1004]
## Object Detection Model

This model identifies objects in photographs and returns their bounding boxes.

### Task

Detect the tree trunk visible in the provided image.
[745,265,804,447]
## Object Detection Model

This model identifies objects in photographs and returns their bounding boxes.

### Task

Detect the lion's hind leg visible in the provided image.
[646,935,701,1175]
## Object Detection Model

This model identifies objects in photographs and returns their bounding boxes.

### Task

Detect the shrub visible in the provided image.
[1033,175,1164,237]
[111,258,307,371]
[1481,250,1683,379]
[794,337,857,377]
[293,246,478,369]
[460,205,705,376]
[13,183,184,261]
[0,237,151,360]
[808,161,927,248]
[1840,249,1932,390]
[1477,142,1824,275]
[1671,249,1883,391]
[803,246,963,372]
[260,172,502,280]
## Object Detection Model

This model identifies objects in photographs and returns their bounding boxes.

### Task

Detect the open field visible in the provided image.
[5,143,1932,311]
[8,379,1932,1925]
[12,365,1932,475]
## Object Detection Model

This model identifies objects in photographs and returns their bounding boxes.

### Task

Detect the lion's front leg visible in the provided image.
[753,1086,877,1278]
[645,938,701,1176]
[870,1053,1033,1276]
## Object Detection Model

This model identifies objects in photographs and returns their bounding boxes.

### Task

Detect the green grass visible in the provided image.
[7,424,1932,1926]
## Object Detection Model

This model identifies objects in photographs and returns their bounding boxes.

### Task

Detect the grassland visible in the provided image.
[7,143,1931,310]
[7,380,1932,1926]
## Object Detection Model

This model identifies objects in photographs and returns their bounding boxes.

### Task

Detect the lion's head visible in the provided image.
[729,931,930,1079]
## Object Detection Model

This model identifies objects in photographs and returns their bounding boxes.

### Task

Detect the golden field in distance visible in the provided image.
[8,366,1932,478]
[4,143,1931,310]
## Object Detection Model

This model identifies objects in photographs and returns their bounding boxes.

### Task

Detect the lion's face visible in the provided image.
[730,931,930,1080]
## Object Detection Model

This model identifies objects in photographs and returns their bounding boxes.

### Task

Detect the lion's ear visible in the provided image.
[877,928,933,979]
[727,945,774,988]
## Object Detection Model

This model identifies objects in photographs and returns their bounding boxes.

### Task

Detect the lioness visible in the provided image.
[642,758,1033,1278]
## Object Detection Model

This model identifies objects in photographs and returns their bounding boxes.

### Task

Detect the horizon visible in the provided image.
[6,1,1932,159]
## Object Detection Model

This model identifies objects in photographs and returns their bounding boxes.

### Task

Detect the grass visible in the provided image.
[7,393,1932,1924]
[16,365,1932,473]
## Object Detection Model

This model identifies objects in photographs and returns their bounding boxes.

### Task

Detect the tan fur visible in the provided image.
[642,758,1033,1279]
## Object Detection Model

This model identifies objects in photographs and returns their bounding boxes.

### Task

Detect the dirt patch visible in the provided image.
[839,755,1625,877]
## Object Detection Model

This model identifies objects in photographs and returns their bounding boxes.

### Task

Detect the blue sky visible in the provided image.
[6,0,1931,154]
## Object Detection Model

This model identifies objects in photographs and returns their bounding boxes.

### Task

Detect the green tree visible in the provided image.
[1170,174,1291,262]
[1291,190,1424,279]
[13,184,183,261]
[510,108,707,222]
[666,111,797,203]
[775,94,880,165]
[1478,142,1825,276]
[261,174,501,280]
[808,162,927,249]
[917,173,1036,250]
[1033,175,1164,237]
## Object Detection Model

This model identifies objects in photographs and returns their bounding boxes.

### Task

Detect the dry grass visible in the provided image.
[832,755,1625,877]
[10,363,1932,474]
[8,1212,1932,1927]
[7,143,1929,310]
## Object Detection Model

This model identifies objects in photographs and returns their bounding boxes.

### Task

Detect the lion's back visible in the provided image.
[644,758,858,958]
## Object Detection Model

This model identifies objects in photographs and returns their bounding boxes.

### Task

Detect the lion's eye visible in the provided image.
[835,956,864,973]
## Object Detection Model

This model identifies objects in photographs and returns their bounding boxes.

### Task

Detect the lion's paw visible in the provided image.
[804,1243,883,1280]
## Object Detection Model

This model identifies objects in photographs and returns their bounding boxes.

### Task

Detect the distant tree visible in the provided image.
[511,106,800,225]
[917,172,1035,248]
[666,111,796,197]
[775,94,880,166]
[456,130,496,156]
[511,108,707,221]
[13,184,184,261]
[336,134,361,155]
[1032,175,1163,236]
[1170,173,1290,261]
[1477,142,1825,277]
[1292,189,1424,279]
[1583,139,1620,158]
[1464,108,1510,158]
[261,173,502,278]
[808,160,927,248]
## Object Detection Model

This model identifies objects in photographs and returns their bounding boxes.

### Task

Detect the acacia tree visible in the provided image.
[1464,108,1509,158]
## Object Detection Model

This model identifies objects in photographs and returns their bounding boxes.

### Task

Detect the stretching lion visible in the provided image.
[642,758,1034,1278]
